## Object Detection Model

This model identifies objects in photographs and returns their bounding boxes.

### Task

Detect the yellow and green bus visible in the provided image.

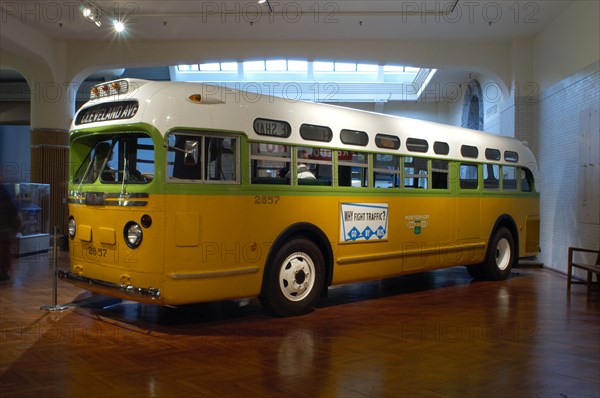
[60,79,540,316]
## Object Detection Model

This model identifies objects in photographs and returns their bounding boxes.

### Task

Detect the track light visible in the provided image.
[82,3,102,25]
[113,20,125,33]
[81,3,126,33]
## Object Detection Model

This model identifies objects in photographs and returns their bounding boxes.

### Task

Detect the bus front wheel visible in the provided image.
[260,238,326,317]
[482,227,515,281]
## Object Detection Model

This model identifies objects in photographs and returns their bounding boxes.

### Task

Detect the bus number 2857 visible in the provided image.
[254,195,280,205]
[88,246,107,257]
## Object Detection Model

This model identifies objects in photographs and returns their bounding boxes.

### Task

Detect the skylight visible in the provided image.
[357,64,378,72]
[177,61,406,75]
[333,62,356,72]
[287,60,308,71]
[243,60,266,72]
[266,60,286,71]
[313,61,333,72]
[173,60,435,103]
[177,64,199,71]
[198,63,220,71]
[383,65,403,73]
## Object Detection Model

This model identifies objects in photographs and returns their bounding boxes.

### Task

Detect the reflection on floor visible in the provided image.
[1,250,599,397]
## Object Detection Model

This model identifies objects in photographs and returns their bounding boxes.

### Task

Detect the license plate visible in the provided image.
[86,246,108,258]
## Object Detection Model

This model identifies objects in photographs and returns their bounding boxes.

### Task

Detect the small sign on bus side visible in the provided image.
[340,203,389,242]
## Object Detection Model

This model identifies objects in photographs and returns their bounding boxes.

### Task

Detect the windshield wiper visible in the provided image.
[119,160,130,205]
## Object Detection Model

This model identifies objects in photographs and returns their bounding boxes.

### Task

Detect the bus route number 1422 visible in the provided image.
[254,195,280,205]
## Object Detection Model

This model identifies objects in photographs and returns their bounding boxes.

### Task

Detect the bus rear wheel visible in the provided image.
[482,227,515,281]
[260,238,325,317]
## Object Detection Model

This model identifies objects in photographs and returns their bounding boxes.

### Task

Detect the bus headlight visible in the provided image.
[68,217,76,239]
[124,222,143,248]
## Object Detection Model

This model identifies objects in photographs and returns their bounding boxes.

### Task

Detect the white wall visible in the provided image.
[534,1,600,92]
[537,64,599,273]
[382,102,449,124]
[534,0,600,273]
[332,101,450,125]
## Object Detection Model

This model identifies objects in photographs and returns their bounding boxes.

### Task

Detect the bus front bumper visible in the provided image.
[58,270,161,302]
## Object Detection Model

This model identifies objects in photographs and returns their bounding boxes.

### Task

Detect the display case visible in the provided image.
[2,183,50,256]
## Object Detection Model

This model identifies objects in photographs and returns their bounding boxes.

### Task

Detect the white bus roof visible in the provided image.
[72,78,538,172]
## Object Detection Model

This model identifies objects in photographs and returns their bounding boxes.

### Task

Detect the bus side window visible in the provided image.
[205,137,238,181]
[167,134,202,180]
[250,142,291,185]
[502,166,518,190]
[297,146,332,186]
[483,164,500,189]
[521,168,534,192]
[373,154,400,188]
[404,156,428,189]
[431,159,449,189]
[459,163,478,189]
[337,151,368,187]
[167,134,238,183]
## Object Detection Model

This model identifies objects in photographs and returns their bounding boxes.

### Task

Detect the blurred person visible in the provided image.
[285,149,316,180]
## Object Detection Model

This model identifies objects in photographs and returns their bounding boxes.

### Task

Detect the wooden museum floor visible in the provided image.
[1,250,599,398]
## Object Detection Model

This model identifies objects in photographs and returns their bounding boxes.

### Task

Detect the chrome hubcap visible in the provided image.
[495,238,511,271]
[279,252,315,302]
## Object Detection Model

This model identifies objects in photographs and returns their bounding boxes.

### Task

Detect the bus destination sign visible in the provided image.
[76,101,139,125]
[253,118,291,138]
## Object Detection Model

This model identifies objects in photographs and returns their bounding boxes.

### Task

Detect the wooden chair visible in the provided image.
[567,247,600,295]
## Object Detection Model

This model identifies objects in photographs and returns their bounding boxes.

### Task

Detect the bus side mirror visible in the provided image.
[184,140,199,166]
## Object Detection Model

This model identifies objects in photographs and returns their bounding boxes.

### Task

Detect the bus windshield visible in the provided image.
[73,133,154,184]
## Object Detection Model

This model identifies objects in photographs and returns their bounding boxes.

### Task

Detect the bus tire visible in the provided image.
[260,238,325,317]
[483,227,515,281]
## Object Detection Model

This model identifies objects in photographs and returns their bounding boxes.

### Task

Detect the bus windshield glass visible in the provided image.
[72,133,154,184]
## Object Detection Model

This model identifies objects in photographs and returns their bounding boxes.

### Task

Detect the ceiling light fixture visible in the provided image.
[81,2,127,33]
[113,20,125,33]
[81,3,102,25]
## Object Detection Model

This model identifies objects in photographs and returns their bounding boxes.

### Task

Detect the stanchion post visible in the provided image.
[40,226,70,312]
